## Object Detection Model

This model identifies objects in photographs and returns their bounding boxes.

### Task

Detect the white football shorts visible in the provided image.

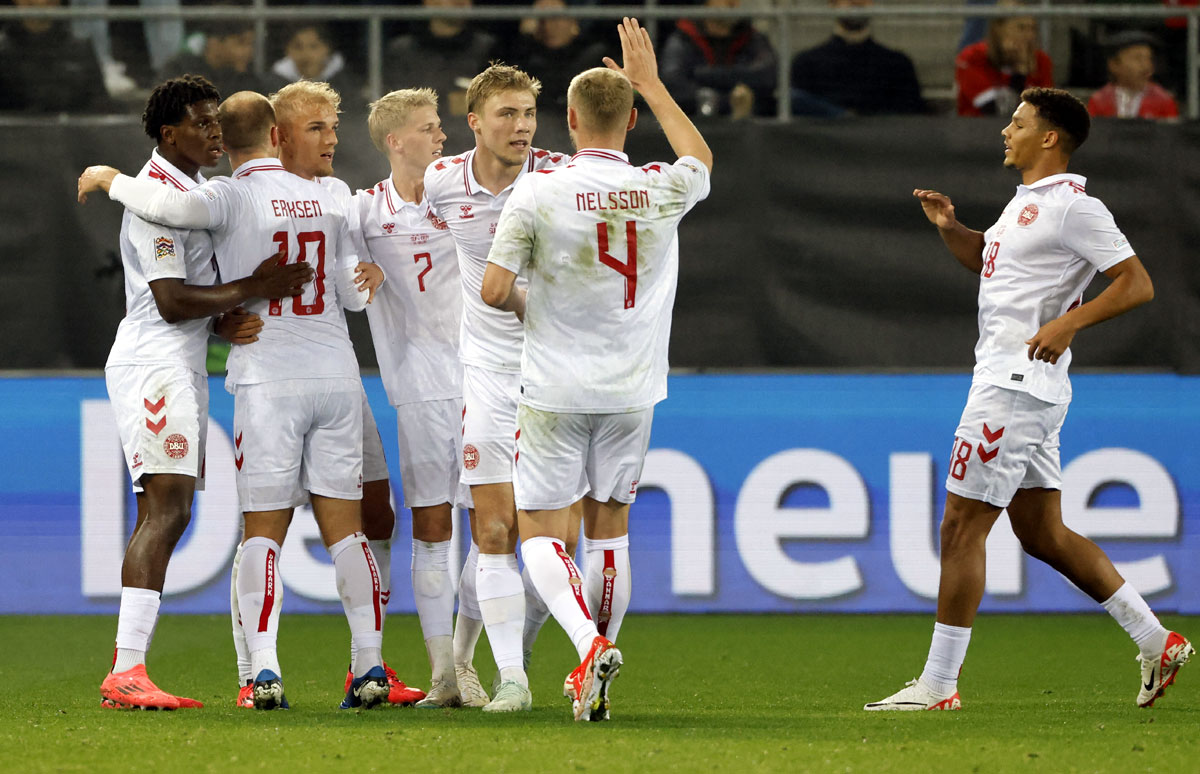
[460,365,520,486]
[513,404,654,512]
[944,381,1068,508]
[233,377,363,511]
[106,364,208,492]
[361,387,389,483]
[394,397,470,509]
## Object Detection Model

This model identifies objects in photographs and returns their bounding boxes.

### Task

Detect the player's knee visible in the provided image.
[150,503,192,542]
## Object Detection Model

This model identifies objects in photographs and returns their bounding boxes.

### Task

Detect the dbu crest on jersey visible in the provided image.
[154,236,175,261]
[1017,204,1039,226]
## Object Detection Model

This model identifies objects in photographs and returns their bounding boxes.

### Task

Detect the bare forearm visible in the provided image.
[639,82,713,170]
[151,277,262,324]
[938,223,986,273]
[1060,264,1153,334]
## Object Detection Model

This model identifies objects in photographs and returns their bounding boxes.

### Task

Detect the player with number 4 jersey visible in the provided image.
[865,88,1191,713]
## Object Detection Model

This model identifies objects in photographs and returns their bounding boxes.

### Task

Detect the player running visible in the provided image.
[79,91,390,711]
[482,17,712,721]
[865,88,1191,712]
[82,75,312,711]
[423,63,573,712]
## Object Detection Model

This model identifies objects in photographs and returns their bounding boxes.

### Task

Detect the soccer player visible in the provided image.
[219,80,426,709]
[865,87,1192,711]
[79,91,391,711]
[85,75,313,711]
[482,17,712,721]
[423,63,572,712]
[356,88,476,708]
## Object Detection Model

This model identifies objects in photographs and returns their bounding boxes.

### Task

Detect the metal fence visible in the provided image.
[2,4,1197,120]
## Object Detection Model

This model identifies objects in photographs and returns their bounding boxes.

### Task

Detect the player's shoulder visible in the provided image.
[426,151,470,181]
[529,148,569,171]
[320,175,353,197]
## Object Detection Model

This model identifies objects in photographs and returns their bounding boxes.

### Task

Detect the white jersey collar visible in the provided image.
[382,174,423,215]
[232,157,288,179]
[570,148,630,165]
[463,148,535,198]
[149,147,204,189]
[1018,173,1087,195]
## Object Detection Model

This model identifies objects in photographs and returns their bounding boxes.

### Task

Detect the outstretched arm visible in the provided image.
[78,165,220,229]
[913,189,985,273]
[604,17,713,171]
[150,251,313,324]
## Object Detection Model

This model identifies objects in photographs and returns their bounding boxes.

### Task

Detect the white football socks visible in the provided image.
[229,541,252,684]
[329,532,384,677]
[522,536,598,660]
[238,536,283,678]
[477,552,527,686]
[347,538,391,668]
[113,586,160,673]
[920,622,972,696]
[583,535,631,642]
[1102,582,1169,658]
[453,543,485,667]
[413,539,455,682]
[521,562,551,660]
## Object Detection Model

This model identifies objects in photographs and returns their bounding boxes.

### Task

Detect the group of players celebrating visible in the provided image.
[78,14,1190,721]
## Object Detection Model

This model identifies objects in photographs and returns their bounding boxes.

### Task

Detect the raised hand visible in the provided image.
[602,17,660,93]
[913,189,959,230]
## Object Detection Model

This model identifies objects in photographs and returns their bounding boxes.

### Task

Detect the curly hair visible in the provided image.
[1020,87,1091,154]
[142,75,221,142]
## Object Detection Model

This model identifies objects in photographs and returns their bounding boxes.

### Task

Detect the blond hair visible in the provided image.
[465,62,541,115]
[367,88,439,153]
[568,68,633,134]
[270,80,341,128]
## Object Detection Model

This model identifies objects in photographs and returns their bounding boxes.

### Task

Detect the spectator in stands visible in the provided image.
[660,0,778,119]
[71,0,182,97]
[0,0,111,112]
[1087,31,1179,121]
[955,7,1053,116]
[384,0,497,117]
[504,0,606,113]
[789,0,925,116]
[159,15,266,99]
[269,23,361,102]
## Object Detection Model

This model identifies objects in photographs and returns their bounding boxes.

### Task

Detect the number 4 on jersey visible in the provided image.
[597,221,637,309]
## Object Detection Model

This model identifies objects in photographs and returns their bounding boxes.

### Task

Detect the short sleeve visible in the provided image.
[423,163,444,219]
[487,177,536,275]
[1060,196,1136,272]
[669,156,712,212]
[128,214,188,282]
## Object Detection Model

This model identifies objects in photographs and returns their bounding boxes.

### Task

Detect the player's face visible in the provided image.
[471,89,537,167]
[168,100,224,171]
[1000,101,1045,170]
[395,105,446,168]
[282,103,339,178]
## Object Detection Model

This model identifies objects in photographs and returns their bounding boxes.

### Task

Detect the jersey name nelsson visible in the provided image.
[575,190,650,212]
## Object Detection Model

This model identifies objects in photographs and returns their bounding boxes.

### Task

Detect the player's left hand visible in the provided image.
[77,165,120,203]
[1025,317,1077,364]
[355,262,385,304]
[216,306,263,345]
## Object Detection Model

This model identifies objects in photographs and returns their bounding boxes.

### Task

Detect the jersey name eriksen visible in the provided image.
[271,198,324,219]
[575,190,650,212]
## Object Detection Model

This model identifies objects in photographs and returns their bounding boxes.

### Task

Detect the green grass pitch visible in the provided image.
[2,614,1196,773]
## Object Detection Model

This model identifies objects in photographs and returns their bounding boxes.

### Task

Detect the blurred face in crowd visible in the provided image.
[392,105,446,173]
[831,0,873,34]
[286,27,333,80]
[15,0,59,35]
[163,100,224,176]
[207,30,256,73]
[534,0,580,50]
[470,89,537,168]
[280,101,339,179]
[426,0,470,37]
[1109,44,1155,92]
[702,0,740,38]
[994,16,1037,71]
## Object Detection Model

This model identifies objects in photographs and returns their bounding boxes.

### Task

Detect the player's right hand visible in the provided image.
[913,189,958,230]
[215,306,263,345]
[252,249,314,298]
[77,165,120,203]
[603,17,661,93]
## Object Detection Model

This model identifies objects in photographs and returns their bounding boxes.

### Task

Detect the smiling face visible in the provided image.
[163,99,224,175]
[469,89,537,168]
[278,101,338,179]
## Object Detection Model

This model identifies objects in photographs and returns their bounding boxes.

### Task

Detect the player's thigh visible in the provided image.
[513,405,589,512]
[105,364,207,492]
[944,382,1058,509]
[302,380,364,502]
[396,397,462,509]
[461,365,520,486]
[233,381,313,512]
[584,408,654,509]
[361,385,390,484]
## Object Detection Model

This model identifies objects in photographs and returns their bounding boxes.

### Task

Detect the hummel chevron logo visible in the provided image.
[144,396,166,414]
[982,423,1004,444]
[146,416,167,435]
[977,423,1005,463]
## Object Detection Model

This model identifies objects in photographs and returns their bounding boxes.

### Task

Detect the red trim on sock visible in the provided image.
[257,548,276,633]
[554,541,592,621]
[597,549,616,637]
[362,543,382,631]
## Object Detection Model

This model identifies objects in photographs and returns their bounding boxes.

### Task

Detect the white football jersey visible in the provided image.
[424,147,567,373]
[977,173,1135,404]
[357,177,463,406]
[106,149,216,375]
[488,150,711,412]
[108,158,369,391]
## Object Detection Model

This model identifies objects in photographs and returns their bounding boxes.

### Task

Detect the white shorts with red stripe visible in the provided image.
[233,377,363,511]
[361,387,389,483]
[460,365,520,486]
[105,364,208,492]
[513,404,654,512]
[944,381,1067,508]
[395,397,471,509]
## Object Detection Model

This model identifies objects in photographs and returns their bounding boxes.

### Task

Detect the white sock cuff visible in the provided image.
[478,552,519,571]
[121,586,162,605]
[1100,581,1133,610]
[584,535,629,552]
[328,531,367,562]
[413,539,451,566]
[521,535,561,559]
[933,622,972,641]
[368,538,391,554]
[243,536,281,555]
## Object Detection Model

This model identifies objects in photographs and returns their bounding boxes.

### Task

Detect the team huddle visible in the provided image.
[78,15,1191,721]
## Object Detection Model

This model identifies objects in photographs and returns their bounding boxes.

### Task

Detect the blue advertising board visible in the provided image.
[0,374,1196,615]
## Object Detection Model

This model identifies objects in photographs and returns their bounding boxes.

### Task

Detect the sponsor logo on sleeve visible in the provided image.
[1114,237,1129,249]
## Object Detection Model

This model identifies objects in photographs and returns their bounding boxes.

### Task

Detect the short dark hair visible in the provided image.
[142,75,221,141]
[1020,87,1090,155]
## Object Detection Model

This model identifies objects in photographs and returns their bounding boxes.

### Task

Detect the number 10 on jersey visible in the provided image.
[268,230,327,316]
[597,221,637,309]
